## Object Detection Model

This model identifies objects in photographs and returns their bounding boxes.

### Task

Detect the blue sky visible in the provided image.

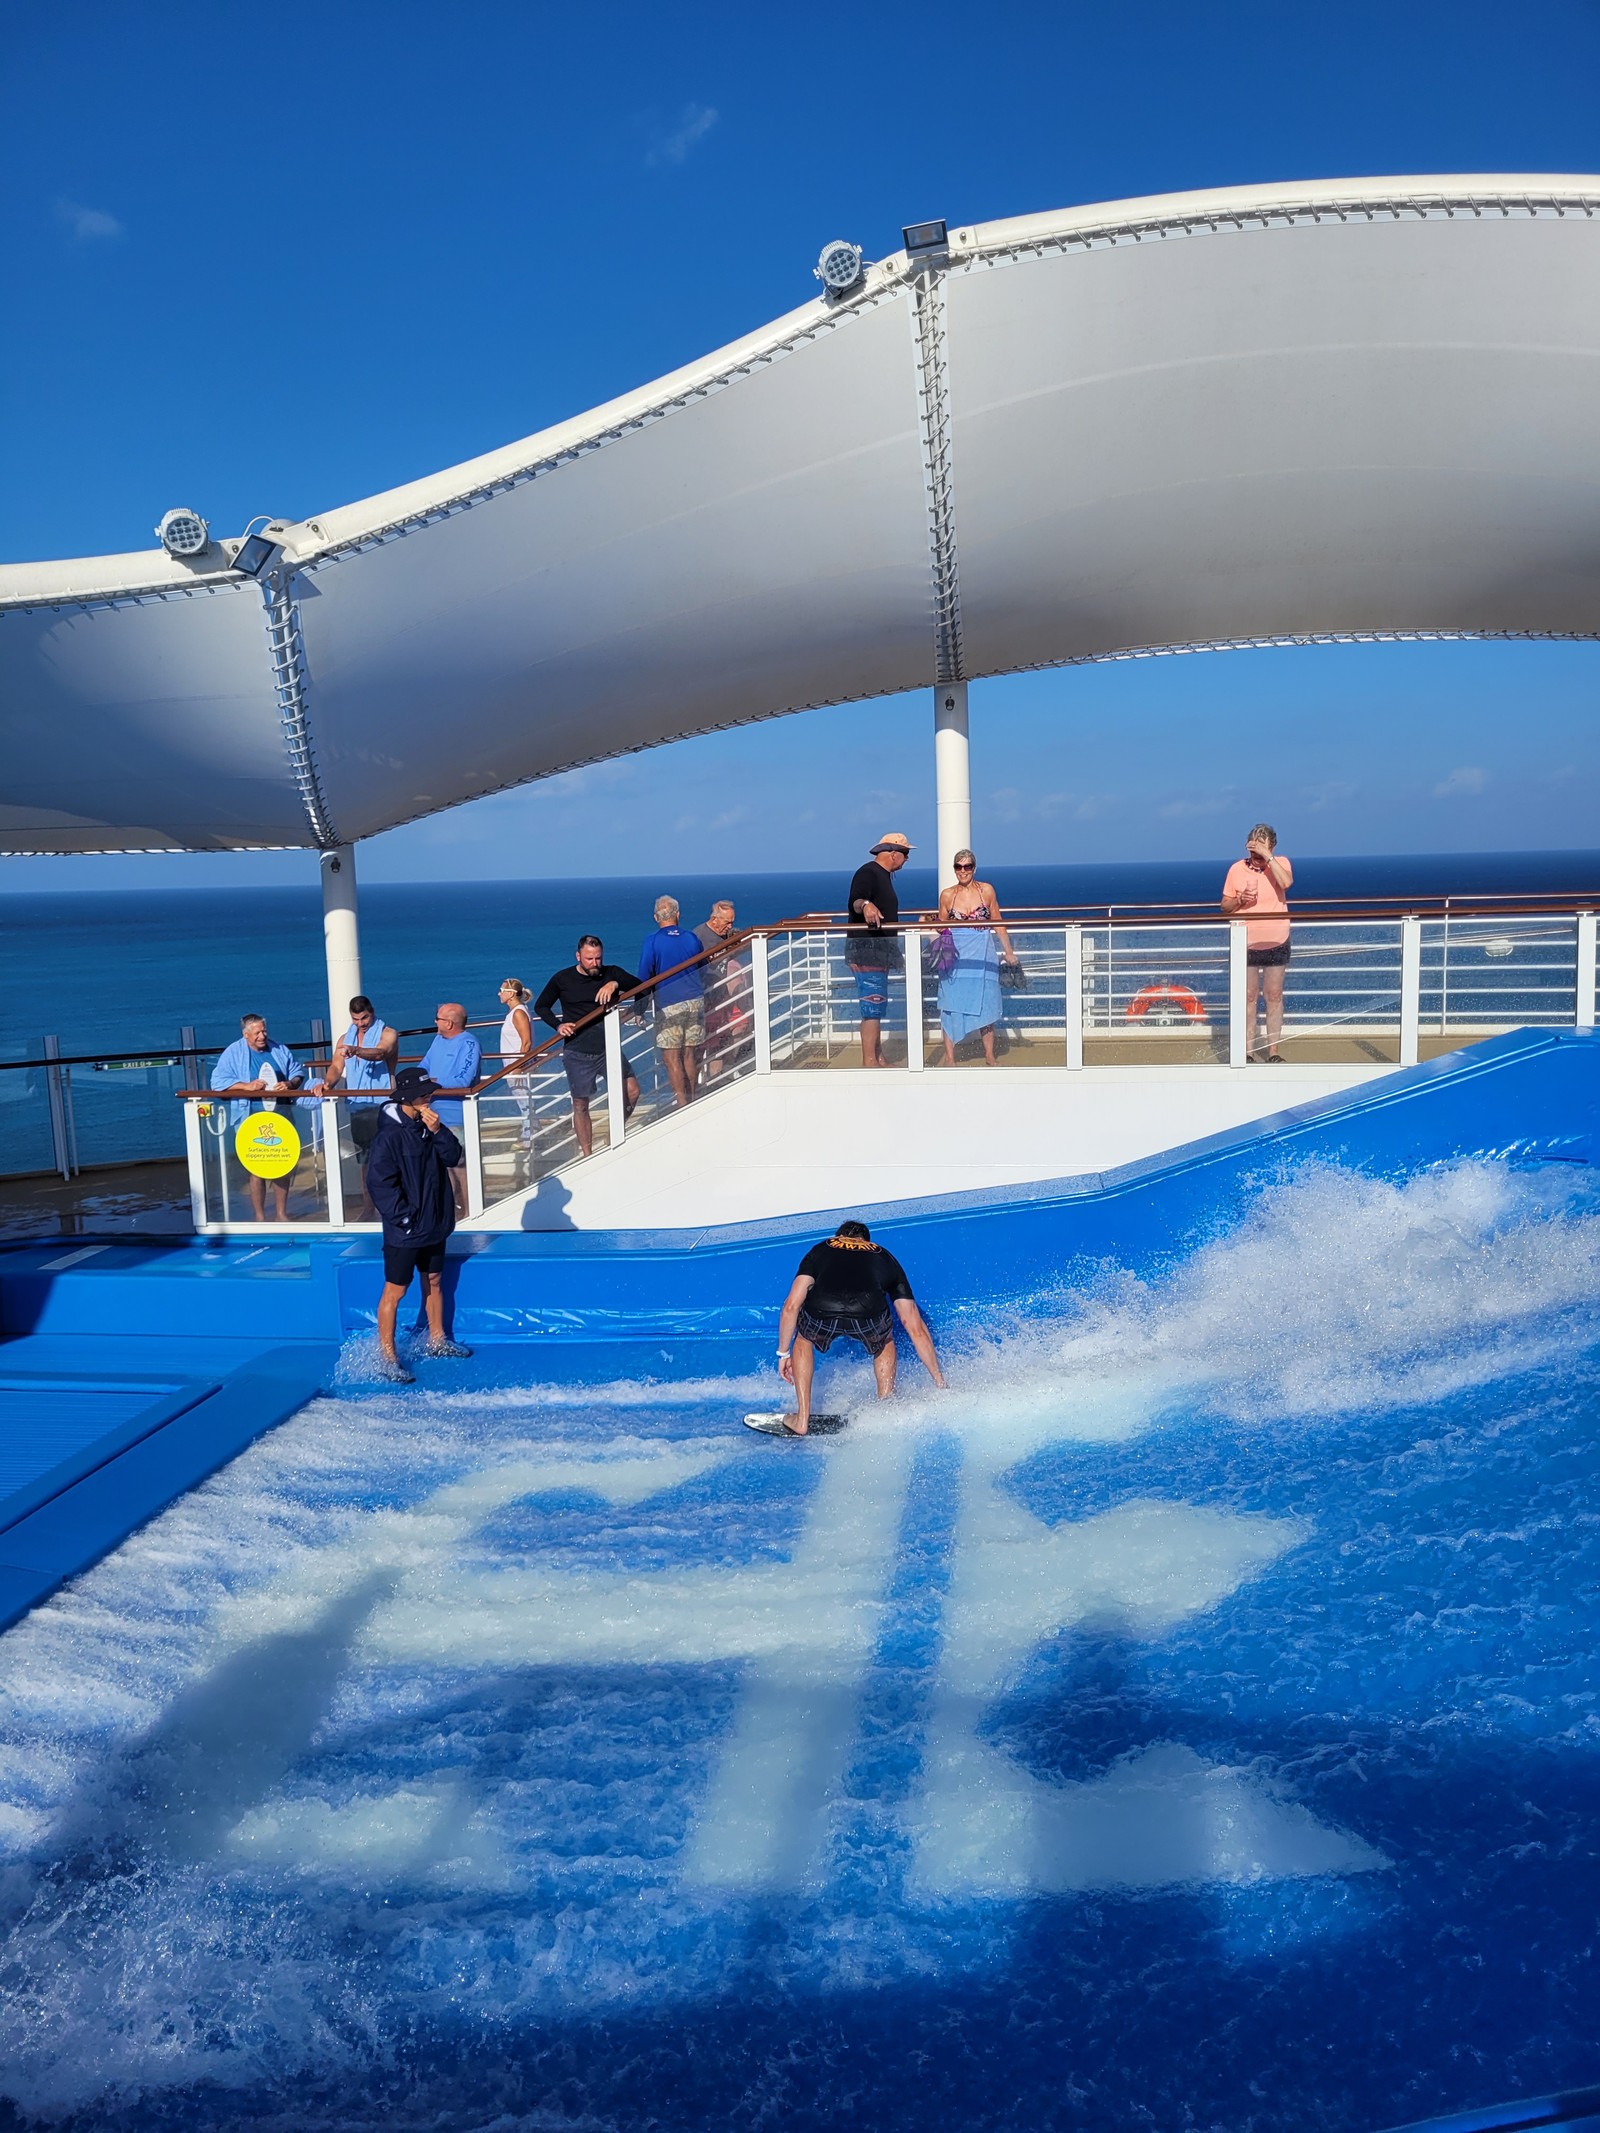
[4,0,1598,889]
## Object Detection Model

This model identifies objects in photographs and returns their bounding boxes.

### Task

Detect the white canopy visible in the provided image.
[4,173,1599,854]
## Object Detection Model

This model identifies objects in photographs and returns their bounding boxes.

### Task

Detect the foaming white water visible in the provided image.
[0,1160,1594,2118]
[902,1160,1600,1454]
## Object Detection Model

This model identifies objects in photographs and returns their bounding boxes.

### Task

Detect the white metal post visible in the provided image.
[934,682,971,890]
[1578,912,1597,1031]
[1228,922,1248,1068]
[1065,926,1084,1069]
[461,1096,485,1216]
[1400,916,1422,1067]
[751,933,772,1073]
[604,1008,627,1150]
[320,845,362,1039]
[904,929,925,1071]
[322,1099,345,1226]
[183,1099,208,1230]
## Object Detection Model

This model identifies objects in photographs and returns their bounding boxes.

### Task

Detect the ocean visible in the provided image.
[4,850,1600,1065]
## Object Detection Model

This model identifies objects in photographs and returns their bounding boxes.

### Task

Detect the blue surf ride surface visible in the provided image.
[0,1150,1597,2132]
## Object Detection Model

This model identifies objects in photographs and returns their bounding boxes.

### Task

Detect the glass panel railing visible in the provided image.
[1080,924,1229,1065]
[1277,920,1404,1064]
[190,1093,336,1226]
[0,1063,60,1178]
[1425,915,1578,1046]
[767,929,911,1069]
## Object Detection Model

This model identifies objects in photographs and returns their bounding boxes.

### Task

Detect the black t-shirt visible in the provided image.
[846,860,901,969]
[533,964,637,1056]
[797,1238,914,1320]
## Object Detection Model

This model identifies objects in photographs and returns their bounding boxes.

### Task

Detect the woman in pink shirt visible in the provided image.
[1221,823,1294,1062]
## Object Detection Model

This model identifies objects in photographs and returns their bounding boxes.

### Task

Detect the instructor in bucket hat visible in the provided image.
[846,832,913,1070]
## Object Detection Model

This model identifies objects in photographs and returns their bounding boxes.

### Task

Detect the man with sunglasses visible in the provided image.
[846,832,913,1069]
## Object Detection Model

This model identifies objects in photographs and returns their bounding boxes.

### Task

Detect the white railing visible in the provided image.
[174,906,1598,1233]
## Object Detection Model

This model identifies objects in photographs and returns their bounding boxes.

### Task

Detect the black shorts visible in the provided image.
[1246,940,1291,969]
[796,1304,896,1356]
[382,1239,448,1287]
[350,1105,384,1157]
[564,1049,605,1100]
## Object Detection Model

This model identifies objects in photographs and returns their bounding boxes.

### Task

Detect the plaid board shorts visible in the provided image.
[796,1304,896,1357]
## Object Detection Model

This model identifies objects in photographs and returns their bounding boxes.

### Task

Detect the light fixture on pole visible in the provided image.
[902,218,949,265]
[229,532,283,578]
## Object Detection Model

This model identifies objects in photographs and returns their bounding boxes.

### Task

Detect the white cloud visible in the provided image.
[1156,790,1235,820]
[1433,765,1488,798]
[647,102,719,167]
[57,198,123,241]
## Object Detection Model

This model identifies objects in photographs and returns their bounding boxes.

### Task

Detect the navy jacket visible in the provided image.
[366,1104,463,1248]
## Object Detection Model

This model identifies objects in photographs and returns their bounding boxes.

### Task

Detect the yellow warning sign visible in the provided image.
[235,1110,301,1179]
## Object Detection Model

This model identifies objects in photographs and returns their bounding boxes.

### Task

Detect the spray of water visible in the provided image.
[0,1161,1594,2122]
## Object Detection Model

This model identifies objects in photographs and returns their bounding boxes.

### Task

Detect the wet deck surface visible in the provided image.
[0,1161,193,1242]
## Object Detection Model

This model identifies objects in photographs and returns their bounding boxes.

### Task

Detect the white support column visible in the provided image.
[934,682,970,890]
[1400,915,1422,1067]
[1228,922,1248,1068]
[322,1100,345,1227]
[1578,912,1597,1031]
[751,933,773,1073]
[604,1009,627,1150]
[904,929,925,1072]
[1065,926,1084,1069]
[320,845,362,1038]
[461,1098,485,1217]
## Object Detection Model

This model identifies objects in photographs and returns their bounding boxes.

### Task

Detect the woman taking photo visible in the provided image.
[935,851,1019,1067]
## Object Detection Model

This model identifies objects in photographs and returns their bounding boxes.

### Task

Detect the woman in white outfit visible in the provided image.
[498,978,537,1149]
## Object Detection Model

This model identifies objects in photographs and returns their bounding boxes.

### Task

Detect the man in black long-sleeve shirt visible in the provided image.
[533,934,641,1157]
[846,831,913,1069]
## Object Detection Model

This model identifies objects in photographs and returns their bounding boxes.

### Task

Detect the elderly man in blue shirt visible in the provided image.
[637,895,706,1108]
[209,1011,307,1221]
[420,1002,482,1216]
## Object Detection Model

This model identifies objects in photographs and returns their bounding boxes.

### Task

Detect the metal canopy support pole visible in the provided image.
[1228,924,1248,1068]
[751,934,772,1073]
[604,1010,627,1150]
[1400,916,1423,1067]
[1577,912,1597,1031]
[320,845,362,1040]
[934,682,971,891]
[1065,927,1084,1069]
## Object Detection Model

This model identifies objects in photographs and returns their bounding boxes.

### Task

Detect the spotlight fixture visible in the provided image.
[155,507,210,559]
[230,532,282,578]
[902,218,949,262]
[814,239,865,295]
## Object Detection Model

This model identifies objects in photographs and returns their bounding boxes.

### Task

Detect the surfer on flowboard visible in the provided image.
[746,1218,946,1437]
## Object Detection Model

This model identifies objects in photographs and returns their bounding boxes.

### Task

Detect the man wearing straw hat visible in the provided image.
[846,831,913,1069]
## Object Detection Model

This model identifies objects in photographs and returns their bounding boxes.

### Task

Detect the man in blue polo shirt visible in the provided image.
[420,1002,482,1217]
[209,1011,307,1221]
[637,894,706,1108]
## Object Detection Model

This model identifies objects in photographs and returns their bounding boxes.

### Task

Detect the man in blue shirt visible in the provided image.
[637,895,706,1108]
[420,1002,482,1217]
[319,994,399,1219]
[209,1012,307,1221]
